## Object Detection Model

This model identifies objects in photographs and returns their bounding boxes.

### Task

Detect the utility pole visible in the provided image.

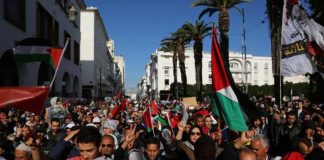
[267,0,284,106]
[241,8,248,94]
[238,8,248,94]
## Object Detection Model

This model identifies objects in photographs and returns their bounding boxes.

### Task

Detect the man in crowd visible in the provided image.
[97,135,115,160]
[68,126,101,160]
[250,134,272,160]
[278,111,300,155]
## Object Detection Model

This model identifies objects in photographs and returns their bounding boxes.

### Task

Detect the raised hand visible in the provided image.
[177,121,185,131]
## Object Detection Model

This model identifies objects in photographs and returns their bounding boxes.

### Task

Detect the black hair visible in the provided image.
[77,126,101,147]
[145,137,160,149]
[194,135,216,160]
[51,118,60,124]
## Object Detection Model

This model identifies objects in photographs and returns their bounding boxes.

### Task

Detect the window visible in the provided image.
[208,61,212,70]
[254,63,258,70]
[164,79,169,85]
[36,3,53,40]
[74,41,79,65]
[264,63,269,70]
[4,0,26,30]
[164,68,169,76]
[209,74,212,82]
[230,62,239,70]
[64,31,71,60]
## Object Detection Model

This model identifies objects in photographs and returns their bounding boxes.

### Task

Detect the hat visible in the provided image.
[50,97,60,106]
[16,143,32,152]
[103,120,117,130]
[92,116,101,123]
[66,123,76,129]
[86,123,97,128]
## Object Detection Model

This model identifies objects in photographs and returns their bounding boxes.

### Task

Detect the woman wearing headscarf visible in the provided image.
[175,121,203,160]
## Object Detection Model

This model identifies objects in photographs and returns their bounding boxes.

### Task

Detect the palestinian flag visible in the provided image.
[210,26,260,131]
[143,109,153,132]
[154,115,168,126]
[150,99,159,115]
[14,38,63,69]
[0,86,50,115]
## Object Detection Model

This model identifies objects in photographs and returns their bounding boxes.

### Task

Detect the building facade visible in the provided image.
[0,0,86,97]
[114,55,125,94]
[80,7,115,98]
[139,48,308,99]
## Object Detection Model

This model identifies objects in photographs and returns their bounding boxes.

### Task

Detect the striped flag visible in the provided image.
[13,38,63,70]
[210,26,252,131]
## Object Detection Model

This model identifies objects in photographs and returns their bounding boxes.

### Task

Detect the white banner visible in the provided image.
[281,0,324,76]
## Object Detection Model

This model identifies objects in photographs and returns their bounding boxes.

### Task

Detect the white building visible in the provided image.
[0,0,86,97]
[114,55,125,94]
[139,48,308,99]
[80,7,116,98]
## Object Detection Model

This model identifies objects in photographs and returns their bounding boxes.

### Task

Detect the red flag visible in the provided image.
[110,103,119,118]
[150,99,159,115]
[120,99,127,112]
[49,48,63,69]
[143,109,153,131]
[115,92,122,99]
[0,86,50,115]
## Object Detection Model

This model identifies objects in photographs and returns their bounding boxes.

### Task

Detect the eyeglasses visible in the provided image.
[190,132,201,136]
[101,144,113,148]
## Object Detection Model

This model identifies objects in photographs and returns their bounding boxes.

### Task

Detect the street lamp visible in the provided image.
[68,5,77,22]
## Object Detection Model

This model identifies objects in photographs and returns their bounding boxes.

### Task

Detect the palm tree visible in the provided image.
[172,28,191,96]
[192,0,249,64]
[160,37,179,98]
[182,20,212,101]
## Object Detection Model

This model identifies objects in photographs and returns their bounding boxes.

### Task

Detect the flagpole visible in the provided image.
[50,38,70,88]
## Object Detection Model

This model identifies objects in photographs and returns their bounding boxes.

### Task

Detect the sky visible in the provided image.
[84,0,271,90]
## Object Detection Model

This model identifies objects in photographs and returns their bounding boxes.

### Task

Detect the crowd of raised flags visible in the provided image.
[0,0,324,159]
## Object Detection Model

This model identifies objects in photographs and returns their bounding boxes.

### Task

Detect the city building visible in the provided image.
[139,48,308,99]
[114,55,126,94]
[80,6,116,98]
[0,0,86,97]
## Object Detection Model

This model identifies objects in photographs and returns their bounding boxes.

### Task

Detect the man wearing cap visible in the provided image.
[15,141,41,160]
[102,120,119,150]
[92,117,101,129]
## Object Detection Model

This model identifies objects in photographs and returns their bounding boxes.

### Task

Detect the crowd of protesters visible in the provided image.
[0,95,323,160]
